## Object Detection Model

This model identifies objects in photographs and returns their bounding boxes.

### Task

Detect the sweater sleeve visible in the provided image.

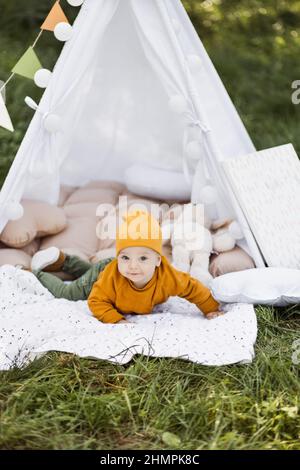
[173,271,220,315]
[87,279,124,324]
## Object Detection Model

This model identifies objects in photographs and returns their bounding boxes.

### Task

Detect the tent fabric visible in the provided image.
[0,0,263,265]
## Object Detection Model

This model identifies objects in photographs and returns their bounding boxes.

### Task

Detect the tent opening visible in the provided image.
[60,0,186,187]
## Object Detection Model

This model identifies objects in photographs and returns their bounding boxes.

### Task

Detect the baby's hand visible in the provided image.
[205,310,224,320]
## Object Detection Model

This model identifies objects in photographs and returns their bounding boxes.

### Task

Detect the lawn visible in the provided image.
[0,0,299,450]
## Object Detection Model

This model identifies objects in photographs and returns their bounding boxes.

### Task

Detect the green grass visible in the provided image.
[0,306,299,450]
[1,0,300,450]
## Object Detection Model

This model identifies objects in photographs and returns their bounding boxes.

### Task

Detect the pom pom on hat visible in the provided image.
[116,210,162,255]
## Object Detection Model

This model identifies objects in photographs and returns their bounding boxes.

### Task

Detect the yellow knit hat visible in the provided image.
[116,210,162,255]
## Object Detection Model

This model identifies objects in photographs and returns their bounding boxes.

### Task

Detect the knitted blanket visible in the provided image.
[0,265,257,369]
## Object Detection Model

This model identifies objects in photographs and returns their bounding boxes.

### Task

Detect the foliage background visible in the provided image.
[0,0,299,450]
[1,0,300,186]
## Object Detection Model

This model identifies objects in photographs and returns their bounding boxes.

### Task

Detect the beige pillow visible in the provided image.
[21,238,41,257]
[1,238,40,257]
[58,185,77,206]
[120,197,167,221]
[65,188,119,206]
[64,202,100,219]
[96,214,116,251]
[84,180,126,194]
[0,200,67,248]
[209,246,255,278]
[40,217,98,258]
[0,248,31,269]
[119,189,138,199]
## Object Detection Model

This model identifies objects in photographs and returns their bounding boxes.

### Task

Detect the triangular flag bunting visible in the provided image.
[41,1,69,31]
[12,47,42,80]
[0,80,6,102]
[0,92,14,132]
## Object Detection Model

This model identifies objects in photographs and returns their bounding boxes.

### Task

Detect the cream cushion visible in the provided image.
[64,202,100,219]
[84,180,126,193]
[0,248,31,269]
[21,238,41,257]
[58,185,77,206]
[209,246,255,278]
[211,268,300,306]
[0,200,67,248]
[65,188,118,206]
[40,217,98,259]
[124,164,191,201]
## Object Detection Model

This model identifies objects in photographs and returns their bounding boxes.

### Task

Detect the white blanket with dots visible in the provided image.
[0,265,257,370]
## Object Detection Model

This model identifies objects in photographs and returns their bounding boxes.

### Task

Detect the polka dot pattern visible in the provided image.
[0,265,257,370]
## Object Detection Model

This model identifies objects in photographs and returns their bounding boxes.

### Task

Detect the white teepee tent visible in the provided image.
[0,0,265,267]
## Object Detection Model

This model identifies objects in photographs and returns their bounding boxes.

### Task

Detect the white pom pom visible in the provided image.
[186,141,202,160]
[4,202,24,221]
[24,96,38,111]
[187,54,203,71]
[67,0,84,6]
[199,185,218,205]
[172,19,181,35]
[228,221,244,240]
[43,113,62,133]
[34,68,52,88]
[54,22,73,41]
[168,95,189,114]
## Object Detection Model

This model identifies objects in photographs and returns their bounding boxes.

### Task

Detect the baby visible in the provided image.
[88,210,222,323]
[30,210,222,323]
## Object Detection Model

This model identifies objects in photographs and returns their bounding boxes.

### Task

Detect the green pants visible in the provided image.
[33,255,114,301]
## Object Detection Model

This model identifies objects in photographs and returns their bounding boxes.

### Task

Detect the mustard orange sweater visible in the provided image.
[87,256,220,323]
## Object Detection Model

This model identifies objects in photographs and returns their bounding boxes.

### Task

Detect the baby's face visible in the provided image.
[117,246,161,288]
